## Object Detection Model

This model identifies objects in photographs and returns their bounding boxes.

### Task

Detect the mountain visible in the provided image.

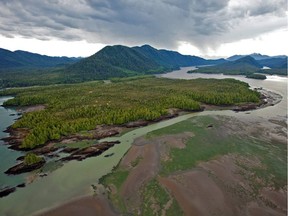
[133,45,225,69]
[134,45,227,68]
[3,44,285,88]
[0,48,80,70]
[226,53,286,61]
[196,56,262,75]
[63,44,226,82]
[196,55,287,76]
[231,56,262,68]
[257,57,287,69]
[63,45,167,82]
[215,56,261,70]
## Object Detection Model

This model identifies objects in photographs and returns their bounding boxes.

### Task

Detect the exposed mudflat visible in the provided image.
[160,154,286,216]
[36,113,287,216]
[96,114,287,216]
[40,196,117,216]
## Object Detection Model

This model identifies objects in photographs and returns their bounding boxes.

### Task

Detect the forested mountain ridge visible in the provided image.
[63,45,167,82]
[257,57,287,69]
[0,48,80,70]
[0,45,226,87]
[1,45,286,88]
[227,56,262,69]
[133,45,226,69]
[193,56,288,75]
[227,53,286,61]
[63,44,227,81]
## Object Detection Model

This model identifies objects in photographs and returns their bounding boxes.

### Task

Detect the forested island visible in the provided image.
[246,73,267,80]
[1,77,261,150]
[0,76,265,178]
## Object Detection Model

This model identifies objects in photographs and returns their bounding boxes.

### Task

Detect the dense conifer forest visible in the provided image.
[1,77,260,149]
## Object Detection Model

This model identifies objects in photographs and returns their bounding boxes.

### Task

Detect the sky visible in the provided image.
[0,0,287,58]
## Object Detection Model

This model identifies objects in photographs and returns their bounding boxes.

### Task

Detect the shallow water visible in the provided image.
[160,67,287,117]
[0,97,25,189]
[0,68,287,216]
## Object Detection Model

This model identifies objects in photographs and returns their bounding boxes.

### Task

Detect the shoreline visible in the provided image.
[1,88,281,166]
[25,88,283,216]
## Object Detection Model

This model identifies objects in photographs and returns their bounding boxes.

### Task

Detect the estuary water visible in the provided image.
[0,97,25,189]
[160,66,287,117]
[0,67,287,216]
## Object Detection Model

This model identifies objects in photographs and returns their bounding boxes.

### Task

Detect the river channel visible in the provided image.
[0,67,286,215]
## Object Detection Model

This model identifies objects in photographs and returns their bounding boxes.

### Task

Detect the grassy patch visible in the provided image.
[237,142,287,191]
[100,169,129,192]
[148,116,287,191]
[141,178,182,216]
[99,169,129,212]
[166,199,183,216]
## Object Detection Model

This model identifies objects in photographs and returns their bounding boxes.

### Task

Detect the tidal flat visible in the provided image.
[98,115,287,216]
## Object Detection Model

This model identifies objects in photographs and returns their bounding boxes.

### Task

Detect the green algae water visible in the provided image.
[0,69,287,216]
[0,97,25,189]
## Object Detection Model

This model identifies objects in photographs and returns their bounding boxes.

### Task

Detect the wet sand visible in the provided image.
[39,196,118,216]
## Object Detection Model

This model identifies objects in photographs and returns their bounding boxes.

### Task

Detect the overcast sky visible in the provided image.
[0,0,287,58]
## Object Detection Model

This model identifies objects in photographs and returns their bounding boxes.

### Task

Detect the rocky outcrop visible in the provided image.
[17,183,25,188]
[61,147,79,153]
[5,160,45,175]
[32,146,59,155]
[92,126,120,139]
[104,153,114,158]
[61,141,120,161]
[125,120,149,128]
[0,187,16,198]
[233,104,258,112]
[1,127,29,150]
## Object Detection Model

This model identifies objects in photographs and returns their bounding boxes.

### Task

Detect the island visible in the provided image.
[0,77,266,173]
[246,73,267,80]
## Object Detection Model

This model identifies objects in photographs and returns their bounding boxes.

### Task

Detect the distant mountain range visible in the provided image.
[0,48,80,69]
[0,45,286,88]
[226,53,287,61]
[195,55,287,75]
[221,56,261,70]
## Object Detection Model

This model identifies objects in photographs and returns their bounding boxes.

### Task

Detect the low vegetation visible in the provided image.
[148,116,287,190]
[141,178,182,216]
[23,153,43,165]
[99,169,129,212]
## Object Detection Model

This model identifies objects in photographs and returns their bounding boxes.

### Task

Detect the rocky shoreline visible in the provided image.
[0,110,180,175]
[5,160,45,175]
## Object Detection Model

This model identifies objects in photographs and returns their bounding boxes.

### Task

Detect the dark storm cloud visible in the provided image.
[0,0,286,52]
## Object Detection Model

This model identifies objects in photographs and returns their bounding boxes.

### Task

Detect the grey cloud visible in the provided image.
[0,0,286,54]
